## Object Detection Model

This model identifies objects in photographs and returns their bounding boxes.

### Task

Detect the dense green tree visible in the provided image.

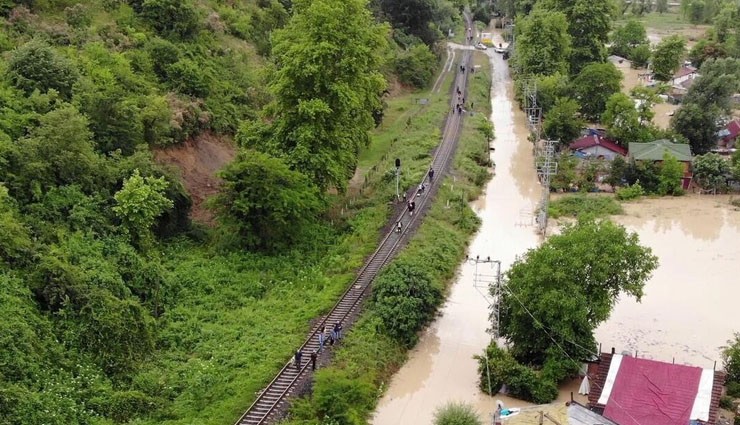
[631,86,658,124]
[533,73,569,114]
[113,169,173,245]
[372,260,442,346]
[602,92,648,144]
[141,0,200,39]
[7,40,78,99]
[688,0,705,24]
[631,44,652,68]
[215,150,324,248]
[652,35,686,81]
[671,103,717,154]
[672,59,740,153]
[250,0,388,191]
[499,219,658,366]
[0,186,32,264]
[571,62,622,121]
[692,153,729,192]
[14,105,102,200]
[610,20,648,59]
[568,0,614,73]
[543,97,584,146]
[514,8,572,76]
[375,0,457,46]
[722,333,740,397]
[394,43,438,88]
[658,152,684,195]
[732,150,740,181]
[688,39,727,68]
[605,155,628,187]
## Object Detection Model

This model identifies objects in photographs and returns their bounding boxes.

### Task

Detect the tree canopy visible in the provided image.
[245,0,388,191]
[514,8,572,76]
[543,97,584,146]
[652,35,686,81]
[692,153,729,192]
[610,20,648,59]
[570,62,622,121]
[499,219,658,366]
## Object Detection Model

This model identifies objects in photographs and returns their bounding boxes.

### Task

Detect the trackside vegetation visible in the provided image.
[282,52,493,425]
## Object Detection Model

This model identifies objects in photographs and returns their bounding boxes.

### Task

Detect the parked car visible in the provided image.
[475,42,488,50]
[494,46,507,53]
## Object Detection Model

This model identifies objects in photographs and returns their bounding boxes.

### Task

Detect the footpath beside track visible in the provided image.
[234,32,474,425]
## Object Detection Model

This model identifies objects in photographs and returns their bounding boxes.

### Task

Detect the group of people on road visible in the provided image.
[396,166,435,235]
[294,321,343,372]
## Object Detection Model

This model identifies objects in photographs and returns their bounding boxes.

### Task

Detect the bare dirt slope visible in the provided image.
[154,131,236,224]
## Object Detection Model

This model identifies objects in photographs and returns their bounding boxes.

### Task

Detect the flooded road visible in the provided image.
[371,46,548,425]
[596,196,740,368]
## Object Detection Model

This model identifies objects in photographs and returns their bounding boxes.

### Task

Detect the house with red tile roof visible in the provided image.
[717,119,740,149]
[672,65,699,87]
[569,134,627,161]
[588,352,724,425]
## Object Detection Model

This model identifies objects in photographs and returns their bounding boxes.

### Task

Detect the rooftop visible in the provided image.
[570,134,627,156]
[628,139,692,162]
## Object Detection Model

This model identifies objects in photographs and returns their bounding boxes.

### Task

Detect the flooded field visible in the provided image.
[596,195,740,368]
[618,61,677,129]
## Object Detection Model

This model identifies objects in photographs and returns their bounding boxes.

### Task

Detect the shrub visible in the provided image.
[615,182,644,200]
[476,343,558,404]
[141,0,199,39]
[64,3,91,28]
[548,194,623,218]
[395,43,438,89]
[433,402,483,425]
[8,40,78,99]
[311,369,375,425]
[167,58,211,97]
[719,395,734,410]
[372,260,443,346]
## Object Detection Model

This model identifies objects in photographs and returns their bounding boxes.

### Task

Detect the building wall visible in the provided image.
[582,145,622,160]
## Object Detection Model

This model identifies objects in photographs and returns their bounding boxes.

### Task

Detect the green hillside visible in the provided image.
[0,0,468,424]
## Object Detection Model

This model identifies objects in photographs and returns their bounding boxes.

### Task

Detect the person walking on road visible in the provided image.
[310,350,317,371]
[294,349,303,370]
[396,221,402,233]
[428,168,434,183]
[333,322,341,341]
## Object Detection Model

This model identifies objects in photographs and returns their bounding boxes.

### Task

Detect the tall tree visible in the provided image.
[602,92,648,144]
[671,103,717,154]
[498,219,658,366]
[692,153,729,192]
[568,0,614,73]
[375,0,457,46]
[215,150,324,249]
[543,97,584,146]
[658,152,685,195]
[610,19,648,59]
[571,62,623,121]
[651,35,686,81]
[113,169,174,246]
[514,8,572,76]
[248,0,388,191]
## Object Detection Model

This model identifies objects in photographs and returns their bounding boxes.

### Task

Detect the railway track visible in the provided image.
[234,30,474,425]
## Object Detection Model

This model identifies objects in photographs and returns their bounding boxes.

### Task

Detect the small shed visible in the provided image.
[672,65,699,86]
[628,139,693,189]
[569,134,627,160]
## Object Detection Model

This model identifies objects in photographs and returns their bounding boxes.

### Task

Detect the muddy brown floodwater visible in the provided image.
[596,195,740,368]
[371,41,583,425]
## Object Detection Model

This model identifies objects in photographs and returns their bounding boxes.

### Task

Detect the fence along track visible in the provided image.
[234,44,473,425]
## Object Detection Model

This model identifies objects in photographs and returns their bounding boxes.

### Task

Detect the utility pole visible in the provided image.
[468,255,502,339]
[523,79,542,141]
[535,140,558,235]
[395,158,401,201]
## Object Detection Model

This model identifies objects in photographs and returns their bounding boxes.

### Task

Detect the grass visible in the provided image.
[134,59,479,425]
[281,49,494,425]
[548,194,624,219]
[616,11,710,35]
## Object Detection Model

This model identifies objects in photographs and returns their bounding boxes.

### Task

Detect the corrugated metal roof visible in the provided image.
[628,140,692,162]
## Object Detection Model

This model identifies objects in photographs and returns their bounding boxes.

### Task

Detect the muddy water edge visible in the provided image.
[371,47,582,425]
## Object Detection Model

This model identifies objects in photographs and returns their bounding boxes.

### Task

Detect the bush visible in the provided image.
[372,260,442,346]
[476,343,558,404]
[141,0,199,39]
[615,182,644,200]
[549,194,623,218]
[311,369,376,425]
[395,43,438,89]
[8,40,78,99]
[720,395,734,410]
[433,402,483,425]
